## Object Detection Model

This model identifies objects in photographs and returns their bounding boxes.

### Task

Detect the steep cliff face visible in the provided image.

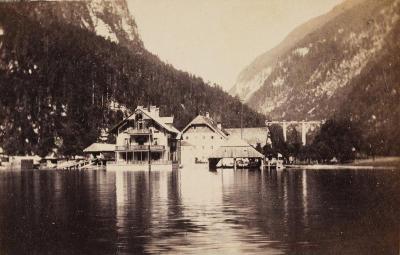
[6,0,142,49]
[231,0,400,117]
[230,0,366,101]
[231,0,400,154]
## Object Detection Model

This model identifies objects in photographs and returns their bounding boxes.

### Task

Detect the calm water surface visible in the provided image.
[0,166,399,254]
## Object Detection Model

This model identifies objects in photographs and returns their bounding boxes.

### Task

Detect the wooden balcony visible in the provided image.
[115,145,165,151]
[124,128,151,135]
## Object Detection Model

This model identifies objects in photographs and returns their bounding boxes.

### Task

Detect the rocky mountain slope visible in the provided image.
[231,0,400,154]
[0,1,265,156]
[10,0,142,49]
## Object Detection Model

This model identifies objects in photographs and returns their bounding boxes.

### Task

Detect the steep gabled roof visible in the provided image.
[181,115,229,138]
[142,108,180,135]
[160,116,174,124]
[109,107,180,136]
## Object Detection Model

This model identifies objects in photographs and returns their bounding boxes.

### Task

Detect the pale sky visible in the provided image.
[128,0,343,91]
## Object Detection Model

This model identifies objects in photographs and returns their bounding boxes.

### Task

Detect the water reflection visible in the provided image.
[0,167,399,254]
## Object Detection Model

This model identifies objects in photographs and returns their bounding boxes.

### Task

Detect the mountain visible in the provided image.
[230,0,365,101]
[0,1,265,156]
[9,0,142,49]
[230,0,400,154]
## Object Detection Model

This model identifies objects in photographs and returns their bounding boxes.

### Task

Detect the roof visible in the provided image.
[181,115,229,138]
[160,116,174,124]
[226,127,268,145]
[143,108,180,134]
[209,137,264,159]
[83,143,115,153]
[109,106,180,136]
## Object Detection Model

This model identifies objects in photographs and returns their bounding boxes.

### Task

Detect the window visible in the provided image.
[203,135,205,139]
[211,146,213,149]
[211,136,214,139]
[186,136,189,140]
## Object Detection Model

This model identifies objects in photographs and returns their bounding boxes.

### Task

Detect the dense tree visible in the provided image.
[286,127,302,158]
[0,7,265,156]
[311,118,363,163]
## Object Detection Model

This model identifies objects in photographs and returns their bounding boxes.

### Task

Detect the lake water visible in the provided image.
[0,166,399,254]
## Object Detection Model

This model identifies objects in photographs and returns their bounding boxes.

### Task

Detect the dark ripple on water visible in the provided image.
[0,167,399,254]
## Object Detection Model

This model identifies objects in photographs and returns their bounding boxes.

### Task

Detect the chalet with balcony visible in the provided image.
[107,106,181,170]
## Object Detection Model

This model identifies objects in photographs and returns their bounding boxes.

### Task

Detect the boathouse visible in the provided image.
[83,143,115,161]
[208,138,265,170]
[107,106,181,171]
[181,113,229,163]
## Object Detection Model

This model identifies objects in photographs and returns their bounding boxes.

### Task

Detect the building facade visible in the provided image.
[181,113,229,163]
[107,106,181,170]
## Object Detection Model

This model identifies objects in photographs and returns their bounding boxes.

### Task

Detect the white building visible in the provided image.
[107,105,181,170]
[181,113,229,163]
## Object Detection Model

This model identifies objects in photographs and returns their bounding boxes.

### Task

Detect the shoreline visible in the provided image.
[286,157,400,170]
[286,165,398,170]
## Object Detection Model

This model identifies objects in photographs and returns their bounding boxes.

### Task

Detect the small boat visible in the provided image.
[265,159,285,170]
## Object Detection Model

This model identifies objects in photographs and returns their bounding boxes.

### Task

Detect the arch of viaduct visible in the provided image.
[265,120,324,146]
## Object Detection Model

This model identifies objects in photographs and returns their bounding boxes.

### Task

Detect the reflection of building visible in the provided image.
[107,106,181,170]
[181,113,229,163]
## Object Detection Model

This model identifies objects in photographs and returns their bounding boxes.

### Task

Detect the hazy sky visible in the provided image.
[128,0,343,91]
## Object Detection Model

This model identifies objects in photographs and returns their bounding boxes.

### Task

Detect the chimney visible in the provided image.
[205,112,210,118]
[217,122,222,130]
[155,107,160,117]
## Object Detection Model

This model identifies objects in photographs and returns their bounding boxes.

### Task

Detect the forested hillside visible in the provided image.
[0,5,265,156]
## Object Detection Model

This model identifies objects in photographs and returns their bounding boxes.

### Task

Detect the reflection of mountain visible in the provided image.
[219,170,311,248]
[219,169,400,254]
